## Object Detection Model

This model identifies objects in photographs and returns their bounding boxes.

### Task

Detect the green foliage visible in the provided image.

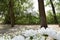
[56,13,60,23]
[46,11,60,24]
[45,0,50,6]
[0,0,60,24]
[46,11,55,24]
[45,0,60,13]
[15,13,40,24]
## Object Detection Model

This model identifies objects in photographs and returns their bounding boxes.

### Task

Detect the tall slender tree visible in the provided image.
[50,0,58,24]
[9,0,15,27]
[38,0,48,28]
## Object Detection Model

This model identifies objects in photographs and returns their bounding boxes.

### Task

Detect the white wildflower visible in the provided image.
[38,27,46,35]
[46,28,57,39]
[12,35,25,40]
[56,31,60,40]
[22,29,37,37]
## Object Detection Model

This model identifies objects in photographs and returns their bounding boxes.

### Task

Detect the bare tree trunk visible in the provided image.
[9,0,15,27]
[38,0,48,28]
[50,0,58,24]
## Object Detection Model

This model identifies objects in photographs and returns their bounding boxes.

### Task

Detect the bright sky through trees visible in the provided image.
[33,0,51,12]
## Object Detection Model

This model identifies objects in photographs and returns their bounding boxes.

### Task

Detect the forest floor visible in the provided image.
[0,24,60,34]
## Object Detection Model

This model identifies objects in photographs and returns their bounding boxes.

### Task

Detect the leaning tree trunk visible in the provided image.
[9,0,15,27]
[50,0,58,24]
[38,0,48,28]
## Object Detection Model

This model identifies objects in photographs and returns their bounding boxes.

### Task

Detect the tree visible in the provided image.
[50,0,58,24]
[38,0,48,28]
[8,0,15,27]
[0,0,40,25]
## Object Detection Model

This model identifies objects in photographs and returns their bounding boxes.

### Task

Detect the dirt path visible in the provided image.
[0,25,60,34]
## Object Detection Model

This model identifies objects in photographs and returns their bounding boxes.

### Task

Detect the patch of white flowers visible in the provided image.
[0,27,60,40]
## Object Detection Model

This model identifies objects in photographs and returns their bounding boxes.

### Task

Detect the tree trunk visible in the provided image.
[50,0,58,24]
[9,0,15,27]
[38,0,48,28]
